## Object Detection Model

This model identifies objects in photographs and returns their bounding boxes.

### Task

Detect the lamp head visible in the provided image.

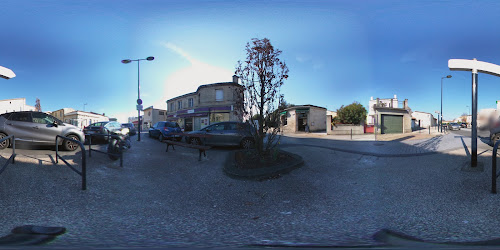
[146,57,154,61]
[446,75,452,78]
[121,59,132,64]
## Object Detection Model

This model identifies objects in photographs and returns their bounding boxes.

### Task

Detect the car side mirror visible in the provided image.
[52,121,58,127]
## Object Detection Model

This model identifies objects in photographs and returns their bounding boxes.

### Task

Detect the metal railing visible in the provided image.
[492,140,500,194]
[0,135,16,176]
[55,135,87,190]
[86,133,124,168]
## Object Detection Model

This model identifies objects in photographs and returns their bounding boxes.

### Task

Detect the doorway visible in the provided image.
[184,118,193,132]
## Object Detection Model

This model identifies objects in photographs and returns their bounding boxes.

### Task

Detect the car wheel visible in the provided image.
[63,134,80,151]
[0,132,9,150]
[241,138,254,149]
[159,134,164,142]
[190,137,200,145]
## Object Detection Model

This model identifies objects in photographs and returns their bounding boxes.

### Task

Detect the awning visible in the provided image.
[280,111,287,116]
[0,65,15,79]
[295,108,309,114]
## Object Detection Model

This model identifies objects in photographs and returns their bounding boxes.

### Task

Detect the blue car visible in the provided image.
[148,121,182,141]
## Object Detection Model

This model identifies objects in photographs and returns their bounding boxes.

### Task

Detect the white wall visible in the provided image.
[0,98,34,114]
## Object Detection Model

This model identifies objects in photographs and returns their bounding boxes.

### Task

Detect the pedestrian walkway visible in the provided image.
[280,129,492,157]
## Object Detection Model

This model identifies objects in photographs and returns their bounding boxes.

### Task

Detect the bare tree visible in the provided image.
[235,38,289,156]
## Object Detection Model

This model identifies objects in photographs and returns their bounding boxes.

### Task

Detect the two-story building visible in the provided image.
[166,76,243,131]
[367,95,412,134]
[142,106,167,129]
[0,98,36,114]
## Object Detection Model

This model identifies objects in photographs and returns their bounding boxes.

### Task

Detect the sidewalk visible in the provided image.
[280,129,491,157]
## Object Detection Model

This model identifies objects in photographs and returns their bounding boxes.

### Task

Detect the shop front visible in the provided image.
[167,106,234,131]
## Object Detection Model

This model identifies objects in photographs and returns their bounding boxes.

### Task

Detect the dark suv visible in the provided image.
[148,121,182,141]
[0,111,84,151]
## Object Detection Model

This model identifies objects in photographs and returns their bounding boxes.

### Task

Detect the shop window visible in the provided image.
[210,113,229,123]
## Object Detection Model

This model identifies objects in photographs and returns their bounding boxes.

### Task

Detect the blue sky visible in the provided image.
[1,0,500,122]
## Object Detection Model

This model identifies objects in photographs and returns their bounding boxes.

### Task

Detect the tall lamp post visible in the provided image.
[440,75,452,132]
[121,56,155,141]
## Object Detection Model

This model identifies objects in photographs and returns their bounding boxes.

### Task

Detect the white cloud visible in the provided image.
[155,42,235,108]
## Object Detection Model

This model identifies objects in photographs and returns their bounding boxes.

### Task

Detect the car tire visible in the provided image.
[159,134,164,142]
[190,137,200,145]
[63,134,80,151]
[241,138,254,149]
[0,132,9,150]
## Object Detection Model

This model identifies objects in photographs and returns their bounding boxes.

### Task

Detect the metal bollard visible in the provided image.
[351,129,353,140]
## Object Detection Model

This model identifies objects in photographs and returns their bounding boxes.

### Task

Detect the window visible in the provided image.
[170,103,175,111]
[159,111,165,115]
[178,100,182,110]
[210,123,225,131]
[225,123,237,130]
[215,89,223,101]
[10,112,31,122]
[188,98,193,108]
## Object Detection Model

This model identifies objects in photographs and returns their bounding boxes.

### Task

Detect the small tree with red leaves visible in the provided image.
[235,38,289,157]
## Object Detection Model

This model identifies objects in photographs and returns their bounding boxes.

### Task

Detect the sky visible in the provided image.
[1,0,500,122]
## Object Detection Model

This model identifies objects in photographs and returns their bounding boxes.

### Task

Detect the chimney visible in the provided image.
[232,75,239,84]
[370,96,373,100]
[394,94,397,99]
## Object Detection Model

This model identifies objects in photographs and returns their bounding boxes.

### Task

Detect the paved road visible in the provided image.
[1,132,500,248]
[449,128,490,139]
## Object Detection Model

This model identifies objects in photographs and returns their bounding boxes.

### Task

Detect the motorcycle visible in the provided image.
[106,128,131,161]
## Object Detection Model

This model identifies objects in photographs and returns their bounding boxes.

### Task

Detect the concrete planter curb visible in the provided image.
[223,149,304,180]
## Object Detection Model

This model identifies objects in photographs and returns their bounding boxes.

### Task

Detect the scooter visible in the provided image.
[107,128,131,161]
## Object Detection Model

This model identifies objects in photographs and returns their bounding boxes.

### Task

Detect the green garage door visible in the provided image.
[381,115,403,134]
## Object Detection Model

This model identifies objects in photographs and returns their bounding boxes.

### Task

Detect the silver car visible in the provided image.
[185,121,255,149]
[448,123,461,131]
[0,111,85,151]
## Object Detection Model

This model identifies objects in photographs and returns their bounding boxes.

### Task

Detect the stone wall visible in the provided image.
[308,107,326,132]
[328,124,364,135]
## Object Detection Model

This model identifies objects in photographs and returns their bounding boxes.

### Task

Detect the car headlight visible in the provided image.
[121,128,130,135]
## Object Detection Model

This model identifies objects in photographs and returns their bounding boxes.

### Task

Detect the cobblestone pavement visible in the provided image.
[1,133,499,248]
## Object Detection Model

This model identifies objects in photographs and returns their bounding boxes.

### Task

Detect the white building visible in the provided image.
[64,110,109,129]
[367,95,401,125]
[0,98,36,114]
[412,111,437,128]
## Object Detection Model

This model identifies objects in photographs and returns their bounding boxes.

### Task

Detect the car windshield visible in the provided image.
[4,1,500,248]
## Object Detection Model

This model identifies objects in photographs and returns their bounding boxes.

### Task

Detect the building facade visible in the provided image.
[367,95,412,134]
[142,106,167,129]
[64,111,109,129]
[166,76,243,132]
[412,111,437,129]
[52,108,108,129]
[0,98,36,114]
[282,105,327,133]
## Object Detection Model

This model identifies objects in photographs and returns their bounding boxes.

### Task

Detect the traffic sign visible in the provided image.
[136,104,143,111]
[137,99,143,105]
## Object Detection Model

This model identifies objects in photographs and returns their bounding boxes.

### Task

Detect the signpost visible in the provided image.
[449,58,500,168]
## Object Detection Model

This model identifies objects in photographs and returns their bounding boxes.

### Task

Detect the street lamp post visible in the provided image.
[440,75,452,132]
[121,56,155,142]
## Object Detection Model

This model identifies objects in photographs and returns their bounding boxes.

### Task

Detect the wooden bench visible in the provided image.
[165,140,211,161]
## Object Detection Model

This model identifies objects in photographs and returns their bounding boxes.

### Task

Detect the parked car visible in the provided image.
[460,123,468,128]
[83,121,124,142]
[121,123,137,136]
[148,121,182,141]
[0,111,84,151]
[185,121,255,149]
[448,123,461,131]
